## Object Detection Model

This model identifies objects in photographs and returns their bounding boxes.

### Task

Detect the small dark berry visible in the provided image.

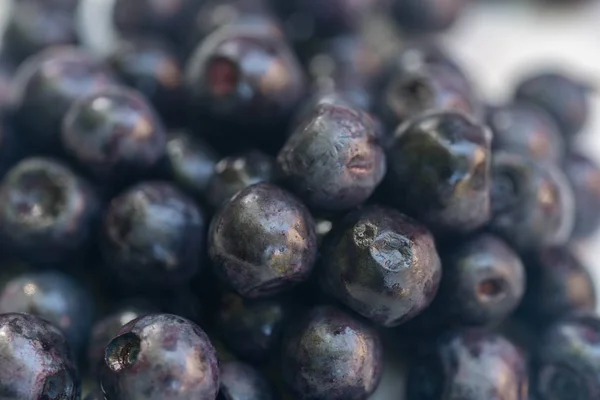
[563,152,600,240]
[391,0,468,33]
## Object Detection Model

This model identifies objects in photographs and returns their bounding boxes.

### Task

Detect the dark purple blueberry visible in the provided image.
[534,314,600,400]
[88,304,155,374]
[101,181,205,288]
[61,86,167,186]
[206,150,274,209]
[407,330,529,400]
[563,152,600,240]
[391,0,468,33]
[219,361,276,400]
[101,314,219,400]
[215,291,287,362]
[486,102,565,164]
[11,46,116,152]
[277,94,386,211]
[320,206,442,327]
[107,37,186,123]
[515,72,590,138]
[164,130,219,199]
[0,313,80,399]
[2,0,78,64]
[0,158,99,266]
[209,183,317,298]
[376,59,480,130]
[185,21,305,131]
[521,247,596,324]
[281,306,382,400]
[490,152,575,250]
[387,111,492,234]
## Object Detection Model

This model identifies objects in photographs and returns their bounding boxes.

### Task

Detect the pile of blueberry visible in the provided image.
[0,0,597,399]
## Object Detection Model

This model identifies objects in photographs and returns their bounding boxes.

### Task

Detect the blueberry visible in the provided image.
[320,205,442,327]
[206,150,275,209]
[101,314,219,400]
[11,46,116,152]
[515,71,590,138]
[486,102,565,164]
[563,152,600,240]
[219,361,276,400]
[101,181,205,288]
[215,291,287,363]
[0,158,99,266]
[391,0,468,33]
[534,314,600,400]
[407,330,529,400]
[490,151,575,250]
[277,93,386,211]
[84,390,104,400]
[281,305,382,400]
[386,111,492,234]
[0,57,14,112]
[0,313,80,399]
[521,247,596,324]
[209,183,317,298]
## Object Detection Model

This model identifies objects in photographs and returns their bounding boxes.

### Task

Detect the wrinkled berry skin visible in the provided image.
[0,313,81,400]
[281,306,382,400]
[108,38,186,123]
[164,130,219,199]
[521,247,596,324]
[515,72,590,138]
[534,314,600,400]
[11,47,115,151]
[209,183,317,298]
[407,330,529,400]
[0,158,99,266]
[101,314,219,400]
[387,111,492,234]
[0,271,94,352]
[62,87,167,186]
[219,361,275,400]
[102,182,205,288]
[486,103,565,164]
[392,0,468,33]
[215,291,287,362]
[563,152,600,240]
[278,96,386,211]
[207,150,274,209]
[490,152,575,250]
[320,206,442,327]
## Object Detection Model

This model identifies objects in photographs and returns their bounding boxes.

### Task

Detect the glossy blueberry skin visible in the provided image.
[215,291,287,362]
[281,306,382,400]
[209,183,317,298]
[407,330,529,400]
[320,206,442,327]
[0,313,80,400]
[563,152,600,240]
[0,271,94,353]
[392,0,468,33]
[207,150,274,209]
[164,130,219,199]
[278,95,386,211]
[521,247,596,324]
[0,158,99,266]
[101,181,205,288]
[107,38,186,123]
[490,152,575,250]
[486,102,565,164]
[2,0,78,64]
[101,314,219,400]
[534,314,600,400]
[515,72,590,138]
[61,86,167,185]
[387,111,492,234]
[11,46,116,151]
[219,361,275,400]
